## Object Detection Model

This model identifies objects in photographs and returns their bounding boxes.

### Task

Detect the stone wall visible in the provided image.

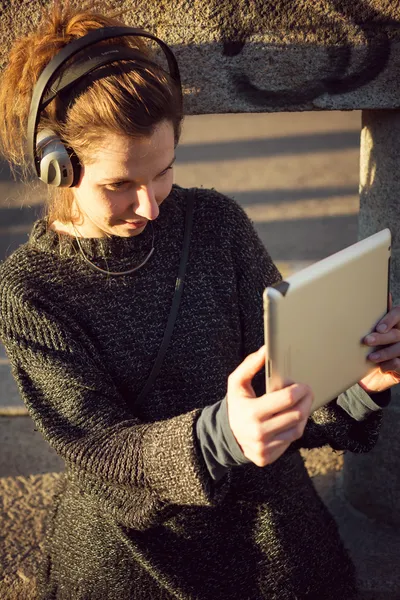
[0,0,399,113]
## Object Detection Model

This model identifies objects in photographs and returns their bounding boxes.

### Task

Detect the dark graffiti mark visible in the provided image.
[232,31,390,108]
[223,41,246,57]
[325,35,389,95]
[214,0,394,108]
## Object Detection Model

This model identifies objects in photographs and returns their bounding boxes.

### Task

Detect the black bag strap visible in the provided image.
[136,188,195,407]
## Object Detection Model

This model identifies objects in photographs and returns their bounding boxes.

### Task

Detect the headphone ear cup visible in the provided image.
[36,129,79,187]
[67,147,82,187]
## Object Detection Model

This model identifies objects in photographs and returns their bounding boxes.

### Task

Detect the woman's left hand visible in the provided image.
[359,295,400,393]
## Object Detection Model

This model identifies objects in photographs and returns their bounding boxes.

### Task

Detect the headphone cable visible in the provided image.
[71,221,155,276]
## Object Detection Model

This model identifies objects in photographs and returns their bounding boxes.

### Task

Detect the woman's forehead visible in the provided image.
[87,122,175,170]
[87,124,175,178]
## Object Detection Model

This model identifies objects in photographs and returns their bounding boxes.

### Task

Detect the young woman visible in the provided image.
[1,4,399,599]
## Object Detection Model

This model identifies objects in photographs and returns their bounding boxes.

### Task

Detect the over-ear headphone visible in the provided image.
[27,27,182,188]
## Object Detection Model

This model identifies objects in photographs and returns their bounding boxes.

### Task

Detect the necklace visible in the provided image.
[71,222,155,276]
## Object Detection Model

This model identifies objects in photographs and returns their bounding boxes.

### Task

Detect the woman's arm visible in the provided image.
[0,282,229,530]
[225,193,387,455]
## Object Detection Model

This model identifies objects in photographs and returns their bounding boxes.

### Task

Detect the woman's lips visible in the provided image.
[121,220,147,229]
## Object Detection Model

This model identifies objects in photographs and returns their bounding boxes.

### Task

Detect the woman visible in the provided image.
[0,4,399,599]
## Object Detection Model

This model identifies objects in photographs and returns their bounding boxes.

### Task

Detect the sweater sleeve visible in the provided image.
[290,385,388,454]
[336,383,391,421]
[196,397,250,481]
[227,194,384,455]
[0,283,228,530]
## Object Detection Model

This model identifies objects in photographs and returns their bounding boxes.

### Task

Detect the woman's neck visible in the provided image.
[49,220,106,238]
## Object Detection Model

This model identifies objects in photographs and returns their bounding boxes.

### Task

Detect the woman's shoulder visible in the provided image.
[0,231,46,301]
[0,245,28,286]
[0,235,71,342]
[173,184,251,228]
[175,184,239,207]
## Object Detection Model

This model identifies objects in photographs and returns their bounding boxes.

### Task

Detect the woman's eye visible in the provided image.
[106,167,172,190]
[157,166,173,178]
[106,182,129,191]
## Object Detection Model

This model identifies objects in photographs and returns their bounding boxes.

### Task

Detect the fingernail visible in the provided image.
[377,323,387,333]
[365,335,375,344]
[370,352,380,360]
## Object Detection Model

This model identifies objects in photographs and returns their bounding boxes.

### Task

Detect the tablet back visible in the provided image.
[263,229,391,412]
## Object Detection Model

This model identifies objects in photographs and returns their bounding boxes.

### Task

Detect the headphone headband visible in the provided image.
[27,26,182,178]
[41,45,156,109]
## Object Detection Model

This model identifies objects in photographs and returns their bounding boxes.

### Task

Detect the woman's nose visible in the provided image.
[134,185,160,220]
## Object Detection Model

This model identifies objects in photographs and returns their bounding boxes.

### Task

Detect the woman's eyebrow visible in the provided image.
[99,155,176,184]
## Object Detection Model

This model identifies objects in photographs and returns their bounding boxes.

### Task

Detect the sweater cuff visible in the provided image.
[142,409,230,506]
[337,383,391,422]
[196,397,250,482]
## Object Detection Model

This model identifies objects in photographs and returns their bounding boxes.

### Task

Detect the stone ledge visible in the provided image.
[1,1,400,112]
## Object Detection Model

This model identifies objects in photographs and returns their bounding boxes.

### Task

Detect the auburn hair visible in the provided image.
[0,0,183,224]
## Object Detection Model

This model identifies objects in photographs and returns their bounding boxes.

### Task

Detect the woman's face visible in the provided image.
[71,119,176,238]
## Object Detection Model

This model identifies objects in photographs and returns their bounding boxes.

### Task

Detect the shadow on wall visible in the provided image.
[184,0,395,111]
[254,214,359,262]
[0,127,360,261]
[0,130,360,181]
[0,158,15,182]
[228,186,357,206]
[0,157,35,183]
[0,205,44,259]
[0,203,358,263]
[175,130,360,163]
[0,205,44,225]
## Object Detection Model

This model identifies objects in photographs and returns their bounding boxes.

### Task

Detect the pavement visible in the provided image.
[0,416,344,599]
[2,110,399,599]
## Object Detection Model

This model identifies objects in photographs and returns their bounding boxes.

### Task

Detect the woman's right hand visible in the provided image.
[227,346,314,467]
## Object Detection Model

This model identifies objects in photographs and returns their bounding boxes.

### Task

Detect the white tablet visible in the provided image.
[263,229,391,412]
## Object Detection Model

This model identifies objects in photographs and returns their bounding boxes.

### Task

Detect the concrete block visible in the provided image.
[343,404,400,529]
[1,1,400,113]
[315,471,400,599]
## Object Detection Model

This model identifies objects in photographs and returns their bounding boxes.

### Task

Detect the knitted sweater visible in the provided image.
[0,185,383,600]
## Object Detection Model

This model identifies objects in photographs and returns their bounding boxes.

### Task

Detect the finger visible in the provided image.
[257,439,292,466]
[229,346,266,396]
[261,394,312,435]
[237,385,310,424]
[265,437,293,454]
[375,306,400,334]
[258,384,313,420]
[364,329,400,347]
[269,426,303,445]
[254,423,307,466]
[368,342,400,363]
[377,357,400,375]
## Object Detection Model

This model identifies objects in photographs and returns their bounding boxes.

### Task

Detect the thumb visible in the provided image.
[229,346,266,397]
